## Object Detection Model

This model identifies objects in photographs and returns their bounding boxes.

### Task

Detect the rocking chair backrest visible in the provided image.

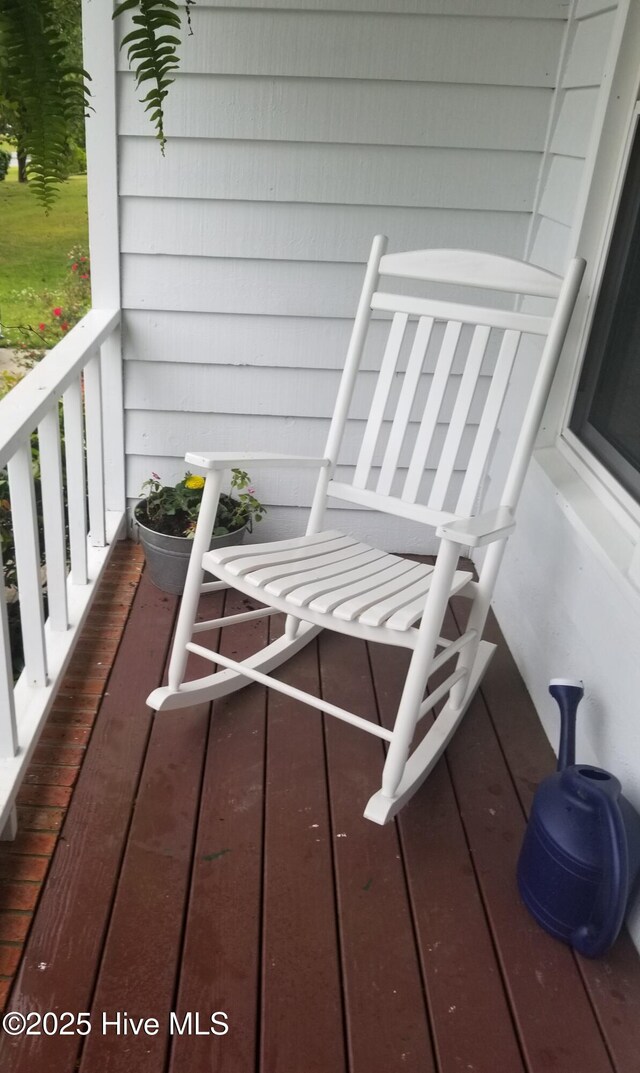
[312,236,584,533]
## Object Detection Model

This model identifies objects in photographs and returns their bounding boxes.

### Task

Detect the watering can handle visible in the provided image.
[563,769,629,958]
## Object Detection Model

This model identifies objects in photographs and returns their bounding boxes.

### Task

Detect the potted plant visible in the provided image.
[134,468,266,594]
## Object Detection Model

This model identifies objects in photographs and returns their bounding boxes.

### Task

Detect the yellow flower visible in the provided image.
[184,474,205,490]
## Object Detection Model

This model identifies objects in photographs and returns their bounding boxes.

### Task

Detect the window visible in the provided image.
[570,115,640,504]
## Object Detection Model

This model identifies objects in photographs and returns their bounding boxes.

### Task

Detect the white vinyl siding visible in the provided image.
[118,1,566,545]
[527,3,618,273]
[490,1,640,952]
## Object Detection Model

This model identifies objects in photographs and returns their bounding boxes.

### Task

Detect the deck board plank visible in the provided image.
[367,639,527,1073]
[167,589,268,1073]
[471,603,640,1073]
[0,575,178,1073]
[3,568,640,1073]
[319,630,436,1073]
[259,617,347,1073]
[78,704,208,1073]
[442,604,615,1073]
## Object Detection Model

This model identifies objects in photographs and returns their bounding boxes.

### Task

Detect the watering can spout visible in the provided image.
[549,678,584,772]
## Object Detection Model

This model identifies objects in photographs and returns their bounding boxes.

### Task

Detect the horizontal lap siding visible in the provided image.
[528,5,618,274]
[190,0,566,13]
[119,3,565,548]
[119,77,551,150]
[116,10,563,84]
[119,141,541,208]
[120,202,530,261]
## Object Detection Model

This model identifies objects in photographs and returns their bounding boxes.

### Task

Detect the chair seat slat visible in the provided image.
[263,547,386,598]
[333,562,432,624]
[306,558,420,615]
[209,528,344,570]
[384,569,473,631]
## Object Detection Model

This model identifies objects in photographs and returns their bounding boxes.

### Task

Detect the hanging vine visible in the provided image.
[0,0,195,209]
[0,0,90,211]
[113,0,195,153]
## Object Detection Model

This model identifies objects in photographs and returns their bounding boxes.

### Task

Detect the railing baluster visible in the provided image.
[38,409,69,631]
[0,541,18,758]
[63,376,88,585]
[84,352,106,547]
[7,444,48,687]
[0,309,122,838]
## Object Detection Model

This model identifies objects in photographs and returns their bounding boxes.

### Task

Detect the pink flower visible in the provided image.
[71,263,78,272]
[61,323,69,332]
[38,323,46,332]
[53,307,62,317]
[80,274,89,280]
[247,487,255,494]
[151,471,161,480]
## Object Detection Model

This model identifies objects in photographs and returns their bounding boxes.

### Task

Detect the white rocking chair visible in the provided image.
[148,237,585,824]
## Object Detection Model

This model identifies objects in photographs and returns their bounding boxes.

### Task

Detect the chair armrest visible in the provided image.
[185,451,331,471]
[436,507,515,548]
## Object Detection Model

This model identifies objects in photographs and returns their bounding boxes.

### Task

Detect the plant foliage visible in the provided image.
[114,0,194,152]
[0,0,194,209]
[136,470,266,539]
[0,0,90,210]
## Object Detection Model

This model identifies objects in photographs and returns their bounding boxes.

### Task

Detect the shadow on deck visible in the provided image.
[1,542,640,1073]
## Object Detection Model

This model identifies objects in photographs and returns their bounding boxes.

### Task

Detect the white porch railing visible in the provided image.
[0,309,125,839]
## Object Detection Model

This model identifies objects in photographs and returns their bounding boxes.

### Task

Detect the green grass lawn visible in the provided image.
[0,171,89,346]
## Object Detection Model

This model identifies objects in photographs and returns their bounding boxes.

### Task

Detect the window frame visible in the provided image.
[559,101,640,534]
[568,105,640,505]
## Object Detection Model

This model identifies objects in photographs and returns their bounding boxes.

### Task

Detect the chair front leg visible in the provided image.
[381,539,460,799]
[167,469,223,691]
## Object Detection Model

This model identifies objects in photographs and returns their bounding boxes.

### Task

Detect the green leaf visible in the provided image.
[113,0,194,148]
[0,0,91,209]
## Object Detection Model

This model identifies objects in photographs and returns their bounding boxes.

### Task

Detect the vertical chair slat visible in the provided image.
[0,541,18,758]
[38,409,69,632]
[428,324,491,512]
[63,377,88,585]
[84,352,107,547]
[352,312,408,490]
[455,330,521,518]
[402,319,462,503]
[7,444,48,687]
[376,316,434,497]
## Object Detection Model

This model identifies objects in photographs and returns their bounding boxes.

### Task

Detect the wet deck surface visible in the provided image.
[1,551,640,1073]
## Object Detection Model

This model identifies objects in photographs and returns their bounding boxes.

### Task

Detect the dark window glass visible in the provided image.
[570,120,640,502]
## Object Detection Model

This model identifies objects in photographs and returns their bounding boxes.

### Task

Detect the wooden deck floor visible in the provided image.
[1,549,640,1073]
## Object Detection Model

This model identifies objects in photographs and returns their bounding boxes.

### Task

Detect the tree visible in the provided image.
[0,0,193,209]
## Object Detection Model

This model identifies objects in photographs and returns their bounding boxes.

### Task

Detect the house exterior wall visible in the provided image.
[490,0,640,949]
[117,0,567,546]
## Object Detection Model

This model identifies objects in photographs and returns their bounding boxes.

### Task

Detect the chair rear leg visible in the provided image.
[448,536,506,710]
[167,470,223,691]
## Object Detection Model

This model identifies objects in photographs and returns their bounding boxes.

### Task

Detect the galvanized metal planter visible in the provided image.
[134,507,247,594]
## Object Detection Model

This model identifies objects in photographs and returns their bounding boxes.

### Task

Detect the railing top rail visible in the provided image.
[0,308,120,469]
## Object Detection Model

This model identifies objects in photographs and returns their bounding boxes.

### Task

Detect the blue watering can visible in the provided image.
[517,679,640,958]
